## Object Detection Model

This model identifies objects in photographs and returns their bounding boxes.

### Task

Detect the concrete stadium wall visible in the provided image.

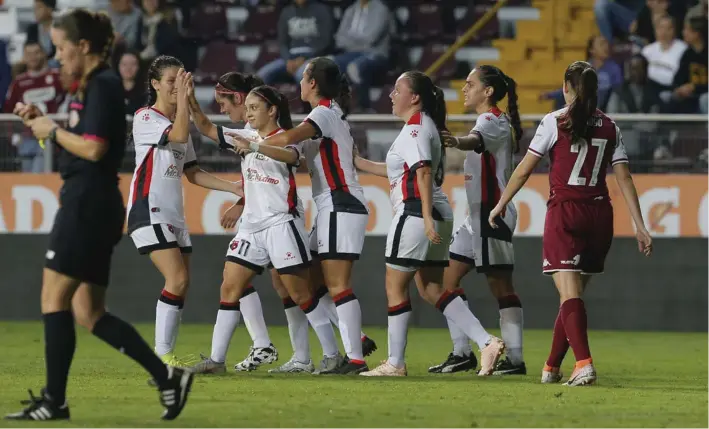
[1,235,706,332]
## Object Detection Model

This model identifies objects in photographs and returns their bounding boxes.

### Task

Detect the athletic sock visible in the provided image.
[333,289,364,363]
[239,286,271,348]
[437,291,491,350]
[498,293,524,365]
[210,301,241,363]
[387,301,412,368]
[43,311,76,405]
[300,298,339,357]
[156,289,183,356]
[283,297,311,363]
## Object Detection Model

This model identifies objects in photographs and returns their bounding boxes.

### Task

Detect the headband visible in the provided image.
[214,83,245,95]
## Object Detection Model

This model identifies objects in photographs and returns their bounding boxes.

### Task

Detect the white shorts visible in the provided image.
[385,212,453,272]
[226,219,312,275]
[309,208,368,260]
[130,224,192,255]
[449,216,514,272]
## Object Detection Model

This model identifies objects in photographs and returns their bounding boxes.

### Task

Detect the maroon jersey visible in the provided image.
[527,108,628,204]
[3,68,66,114]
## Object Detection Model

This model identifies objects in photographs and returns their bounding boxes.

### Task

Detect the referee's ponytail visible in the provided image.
[53,8,116,99]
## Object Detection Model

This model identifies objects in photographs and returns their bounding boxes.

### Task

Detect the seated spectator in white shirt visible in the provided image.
[641,15,687,102]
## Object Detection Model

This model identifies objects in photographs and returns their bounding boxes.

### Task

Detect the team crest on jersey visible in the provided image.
[164,164,179,179]
[485,115,493,121]
[230,240,239,251]
[284,251,295,260]
[68,110,80,128]
[142,112,151,122]
[410,129,418,138]
[172,150,184,160]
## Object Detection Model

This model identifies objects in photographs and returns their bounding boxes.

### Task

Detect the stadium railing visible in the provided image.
[0,113,706,174]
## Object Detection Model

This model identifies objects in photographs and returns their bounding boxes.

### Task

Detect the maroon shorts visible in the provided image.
[542,200,613,275]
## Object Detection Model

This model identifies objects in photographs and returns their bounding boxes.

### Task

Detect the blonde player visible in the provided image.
[354,71,505,376]
[429,65,527,375]
[127,56,241,367]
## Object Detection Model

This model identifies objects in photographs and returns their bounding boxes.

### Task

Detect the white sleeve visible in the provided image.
[611,125,629,166]
[132,110,172,147]
[184,140,198,168]
[401,124,432,168]
[304,106,335,139]
[472,114,504,152]
[527,113,558,158]
[216,126,257,149]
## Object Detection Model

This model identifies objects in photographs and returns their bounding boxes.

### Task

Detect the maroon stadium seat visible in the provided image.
[252,41,281,74]
[185,2,227,41]
[194,40,241,85]
[372,84,394,114]
[414,43,457,80]
[236,5,280,43]
[457,4,500,44]
[404,3,444,42]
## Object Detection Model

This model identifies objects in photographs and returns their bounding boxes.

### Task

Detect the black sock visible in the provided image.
[92,313,168,385]
[43,311,76,405]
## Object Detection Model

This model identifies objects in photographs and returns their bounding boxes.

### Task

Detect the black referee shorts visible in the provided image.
[45,186,125,287]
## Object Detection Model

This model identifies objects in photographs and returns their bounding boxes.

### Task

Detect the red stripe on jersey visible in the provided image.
[287,169,297,214]
[319,139,349,192]
[489,107,503,117]
[407,111,422,125]
[266,127,283,137]
[150,106,169,118]
[480,151,500,205]
[401,163,421,201]
[131,146,155,204]
[142,147,155,198]
[318,98,333,108]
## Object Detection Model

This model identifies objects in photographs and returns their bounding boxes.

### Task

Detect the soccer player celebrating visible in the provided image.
[127,56,241,368]
[187,72,280,372]
[209,85,341,373]
[354,71,505,377]
[6,9,192,421]
[231,57,375,374]
[488,61,653,386]
[429,65,526,375]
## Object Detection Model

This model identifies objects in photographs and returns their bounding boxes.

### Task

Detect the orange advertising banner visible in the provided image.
[0,173,706,237]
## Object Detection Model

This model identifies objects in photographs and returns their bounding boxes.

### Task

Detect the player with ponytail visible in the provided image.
[431,65,527,376]
[229,56,377,374]
[488,60,651,386]
[8,9,194,421]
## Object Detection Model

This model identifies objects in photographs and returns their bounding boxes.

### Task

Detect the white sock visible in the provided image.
[387,301,412,368]
[317,287,340,328]
[155,290,183,356]
[448,292,473,356]
[500,304,524,365]
[210,302,241,363]
[334,289,364,361]
[439,293,491,350]
[283,298,311,363]
[302,298,339,357]
[240,286,271,348]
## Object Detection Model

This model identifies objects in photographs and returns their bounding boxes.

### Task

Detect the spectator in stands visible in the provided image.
[0,39,10,108]
[118,51,145,115]
[108,0,142,51]
[631,0,687,46]
[331,0,391,111]
[668,16,708,113]
[26,0,56,61]
[594,0,645,42]
[686,0,707,20]
[138,0,181,63]
[642,15,687,104]
[257,0,334,85]
[541,36,622,110]
[606,55,663,158]
[3,41,65,173]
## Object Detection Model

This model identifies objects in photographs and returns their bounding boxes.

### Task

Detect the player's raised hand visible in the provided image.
[636,228,653,257]
[175,68,188,98]
[441,130,459,148]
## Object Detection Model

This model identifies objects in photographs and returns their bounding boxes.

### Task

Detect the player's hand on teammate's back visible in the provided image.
[225,132,257,152]
[28,116,58,140]
[636,229,653,257]
[424,216,442,244]
[441,130,459,148]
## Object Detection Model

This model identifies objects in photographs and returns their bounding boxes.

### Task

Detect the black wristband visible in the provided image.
[48,126,59,141]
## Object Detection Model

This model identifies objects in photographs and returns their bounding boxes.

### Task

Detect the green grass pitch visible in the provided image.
[0,323,706,427]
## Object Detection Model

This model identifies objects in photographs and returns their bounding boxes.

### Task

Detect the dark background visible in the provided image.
[1,235,706,332]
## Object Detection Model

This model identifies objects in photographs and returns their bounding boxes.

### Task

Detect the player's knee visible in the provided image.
[73,306,103,330]
[165,269,189,296]
[487,271,515,298]
[288,288,312,307]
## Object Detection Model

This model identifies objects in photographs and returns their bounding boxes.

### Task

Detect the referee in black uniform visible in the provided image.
[5,8,193,422]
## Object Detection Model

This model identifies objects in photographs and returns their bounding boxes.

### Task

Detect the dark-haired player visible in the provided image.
[127,56,241,368]
[488,61,652,386]
[429,65,526,375]
[6,9,192,421]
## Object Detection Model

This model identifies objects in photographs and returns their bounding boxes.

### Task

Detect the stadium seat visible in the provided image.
[414,43,458,80]
[403,3,444,43]
[251,41,281,74]
[184,2,228,42]
[235,4,279,43]
[456,4,500,43]
[194,40,241,85]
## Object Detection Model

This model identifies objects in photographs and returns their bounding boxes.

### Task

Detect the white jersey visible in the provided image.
[127,107,198,234]
[221,127,302,233]
[299,99,367,214]
[463,107,517,232]
[385,111,453,220]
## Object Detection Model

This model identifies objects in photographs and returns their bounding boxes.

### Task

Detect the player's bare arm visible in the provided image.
[187,87,218,142]
[165,69,191,144]
[613,162,653,256]
[261,121,317,148]
[442,130,484,152]
[29,116,108,162]
[221,198,244,229]
[416,165,442,244]
[489,152,541,228]
[353,154,387,177]
[184,164,243,196]
[225,132,300,165]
